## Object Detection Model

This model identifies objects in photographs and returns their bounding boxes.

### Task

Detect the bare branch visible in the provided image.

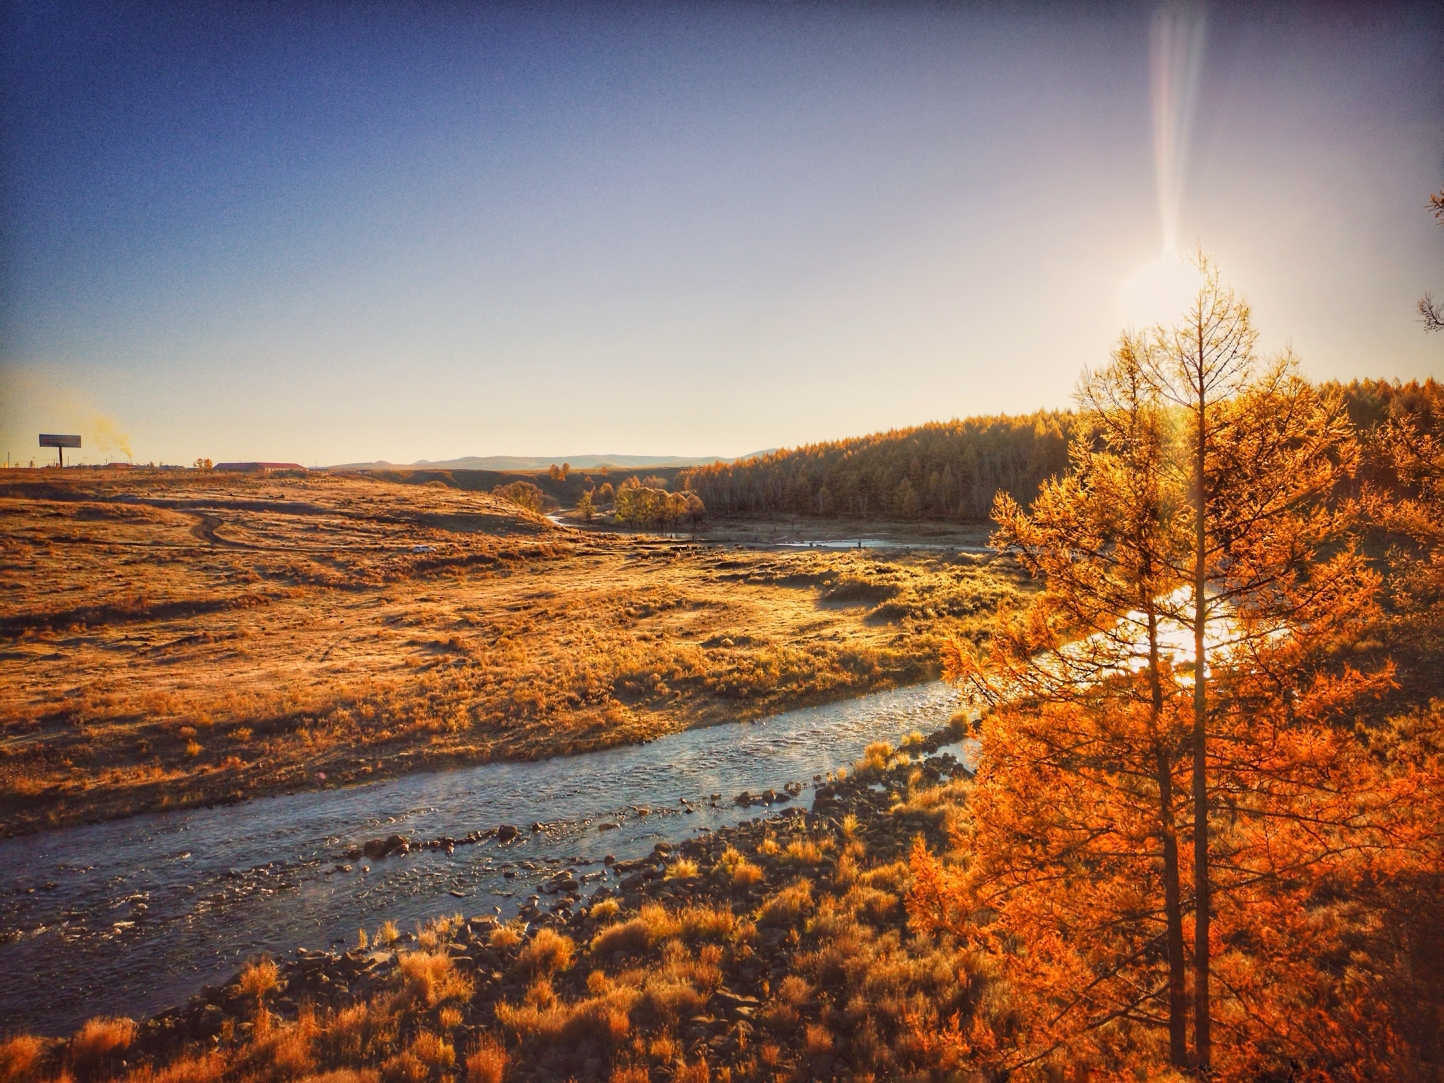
[1419,292,1444,333]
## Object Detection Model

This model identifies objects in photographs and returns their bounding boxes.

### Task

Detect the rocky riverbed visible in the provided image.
[23,732,971,1083]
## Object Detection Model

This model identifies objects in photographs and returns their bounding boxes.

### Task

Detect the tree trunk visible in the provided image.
[1148,604,1189,1067]
[1191,362,1212,1069]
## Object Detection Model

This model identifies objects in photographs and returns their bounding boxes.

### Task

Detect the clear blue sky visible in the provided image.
[2,0,1440,466]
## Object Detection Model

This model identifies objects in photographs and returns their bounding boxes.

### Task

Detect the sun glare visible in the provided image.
[1120,248,1199,329]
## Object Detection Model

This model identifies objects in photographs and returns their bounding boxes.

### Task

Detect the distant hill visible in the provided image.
[327,452,773,472]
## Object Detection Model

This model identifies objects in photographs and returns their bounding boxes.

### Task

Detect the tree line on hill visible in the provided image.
[359,376,1439,532]
[675,412,1074,521]
[671,380,1439,523]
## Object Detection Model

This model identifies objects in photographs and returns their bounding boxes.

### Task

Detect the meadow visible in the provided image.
[0,470,1028,836]
[4,360,1439,1080]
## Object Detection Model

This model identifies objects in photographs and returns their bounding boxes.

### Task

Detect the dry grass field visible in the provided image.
[0,470,1029,836]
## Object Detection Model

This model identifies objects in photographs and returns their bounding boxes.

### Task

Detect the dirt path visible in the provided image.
[187,511,250,548]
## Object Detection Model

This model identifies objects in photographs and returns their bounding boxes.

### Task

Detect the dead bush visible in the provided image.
[118,1052,226,1083]
[68,1018,137,1080]
[408,1033,454,1071]
[0,1036,48,1083]
[397,952,473,1007]
[590,917,652,960]
[758,880,813,927]
[239,958,281,1001]
[464,1037,507,1083]
[315,1002,397,1067]
[488,925,522,949]
[232,1009,319,1083]
[512,929,575,980]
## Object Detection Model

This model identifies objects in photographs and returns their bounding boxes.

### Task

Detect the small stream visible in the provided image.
[0,681,963,1035]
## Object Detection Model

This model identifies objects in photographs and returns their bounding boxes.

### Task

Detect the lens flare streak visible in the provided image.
[1150,1,1207,256]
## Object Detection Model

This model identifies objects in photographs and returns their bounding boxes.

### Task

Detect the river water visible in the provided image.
[0,681,963,1035]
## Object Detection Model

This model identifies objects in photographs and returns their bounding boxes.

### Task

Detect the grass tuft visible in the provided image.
[513,929,575,979]
[67,1018,136,1081]
[398,952,473,1007]
[464,1037,506,1083]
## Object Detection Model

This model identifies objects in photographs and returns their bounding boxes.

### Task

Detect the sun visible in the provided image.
[1120,249,1199,329]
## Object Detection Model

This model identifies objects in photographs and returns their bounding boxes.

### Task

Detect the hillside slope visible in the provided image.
[677,411,1074,522]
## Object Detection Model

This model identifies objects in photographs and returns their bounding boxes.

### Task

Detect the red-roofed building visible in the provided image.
[214,462,306,473]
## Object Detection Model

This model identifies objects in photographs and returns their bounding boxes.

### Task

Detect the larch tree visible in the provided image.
[1140,255,1259,1067]
[916,255,1397,1078]
[1139,256,1379,1067]
[923,339,1197,1072]
[1183,371,1394,1078]
[1369,402,1444,698]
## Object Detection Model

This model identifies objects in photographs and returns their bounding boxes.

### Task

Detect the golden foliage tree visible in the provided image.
[932,338,1196,1072]
[916,256,1408,1078]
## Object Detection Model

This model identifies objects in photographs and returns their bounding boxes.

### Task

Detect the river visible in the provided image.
[0,680,964,1035]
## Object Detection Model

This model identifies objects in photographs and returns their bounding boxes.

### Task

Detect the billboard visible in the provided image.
[39,434,82,448]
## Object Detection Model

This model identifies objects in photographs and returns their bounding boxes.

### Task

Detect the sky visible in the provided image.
[1,0,1440,467]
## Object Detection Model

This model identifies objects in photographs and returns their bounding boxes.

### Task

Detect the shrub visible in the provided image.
[316,1002,397,1067]
[465,1037,507,1083]
[776,975,813,1006]
[489,924,522,949]
[513,929,575,979]
[759,880,813,927]
[232,1009,318,1083]
[398,952,473,1007]
[591,917,651,959]
[854,742,893,776]
[663,858,699,880]
[495,977,637,1048]
[68,1017,136,1080]
[239,957,280,1001]
[804,1024,833,1055]
[379,1051,426,1083]
[674,905,739,944]
[781,839,826,865]
[492,482,553,515]
[409,1032,454,1070]
[715,845,744,873]
[732,861,764,887]
[0,1036,47,1083]
[119,1052,228,1083]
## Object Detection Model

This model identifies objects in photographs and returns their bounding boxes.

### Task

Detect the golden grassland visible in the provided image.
[0,470,1029,836]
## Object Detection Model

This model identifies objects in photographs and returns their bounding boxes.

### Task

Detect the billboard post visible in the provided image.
[39,434,81,468]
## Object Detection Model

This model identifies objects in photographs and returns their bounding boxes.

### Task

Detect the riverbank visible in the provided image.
[555,512,995,553]
[1,472,1028,838]
[0,681,967,1036]
[4,729,972,1082]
